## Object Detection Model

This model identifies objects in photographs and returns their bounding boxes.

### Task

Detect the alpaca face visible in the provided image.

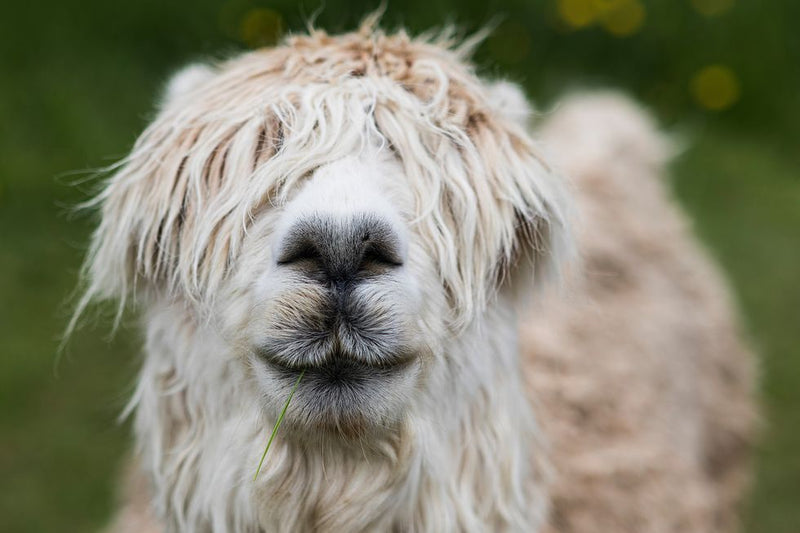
[239,152,439,438]
[82,30,570,455]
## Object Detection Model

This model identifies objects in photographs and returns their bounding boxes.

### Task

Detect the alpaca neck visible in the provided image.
[130,299,546,532]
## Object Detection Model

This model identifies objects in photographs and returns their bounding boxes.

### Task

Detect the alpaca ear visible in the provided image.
[161,62,216,108]
[487,81,534,129]
[499,201,571,302]
[484,81,570,295]
[485,84,571,300]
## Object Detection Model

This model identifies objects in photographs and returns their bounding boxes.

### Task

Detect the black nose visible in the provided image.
[276,214,404,288]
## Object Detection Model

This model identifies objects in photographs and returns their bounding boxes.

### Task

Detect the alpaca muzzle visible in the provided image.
[244,156,426,430]
[256,212,413,374]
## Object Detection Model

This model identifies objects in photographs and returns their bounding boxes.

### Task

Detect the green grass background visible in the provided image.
[1,1,797,531]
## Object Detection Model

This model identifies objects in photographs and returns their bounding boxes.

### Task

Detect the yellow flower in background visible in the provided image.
[557,0,645,37]
[558,0,597,29]
[691,65,741,111]
[241,8,284,48]
[599,0,645,37]
[691,0,735,17]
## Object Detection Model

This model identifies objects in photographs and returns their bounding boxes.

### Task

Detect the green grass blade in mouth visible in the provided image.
[253,368,305,481]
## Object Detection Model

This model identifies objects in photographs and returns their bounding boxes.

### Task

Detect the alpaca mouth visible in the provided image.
[261,350,415,381]
[258,350,420,434]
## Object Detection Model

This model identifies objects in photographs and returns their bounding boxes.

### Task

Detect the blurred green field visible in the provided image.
[1,1,798,531]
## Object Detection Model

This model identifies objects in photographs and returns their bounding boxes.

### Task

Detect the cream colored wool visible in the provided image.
[525,93,756,533]
[86,19,756,533]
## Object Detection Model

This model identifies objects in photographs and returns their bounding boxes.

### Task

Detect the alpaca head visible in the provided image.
[81,25,570,458]
[243,149,432,439]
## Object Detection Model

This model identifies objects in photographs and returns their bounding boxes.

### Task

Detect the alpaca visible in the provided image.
[79,20,756,533]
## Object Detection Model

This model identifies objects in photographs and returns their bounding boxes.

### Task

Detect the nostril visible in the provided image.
[361,240,403,268]
[276,239,321,266]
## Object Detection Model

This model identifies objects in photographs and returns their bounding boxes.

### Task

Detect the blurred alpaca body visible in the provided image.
[525,94,756,532]
[89,23,756,533]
